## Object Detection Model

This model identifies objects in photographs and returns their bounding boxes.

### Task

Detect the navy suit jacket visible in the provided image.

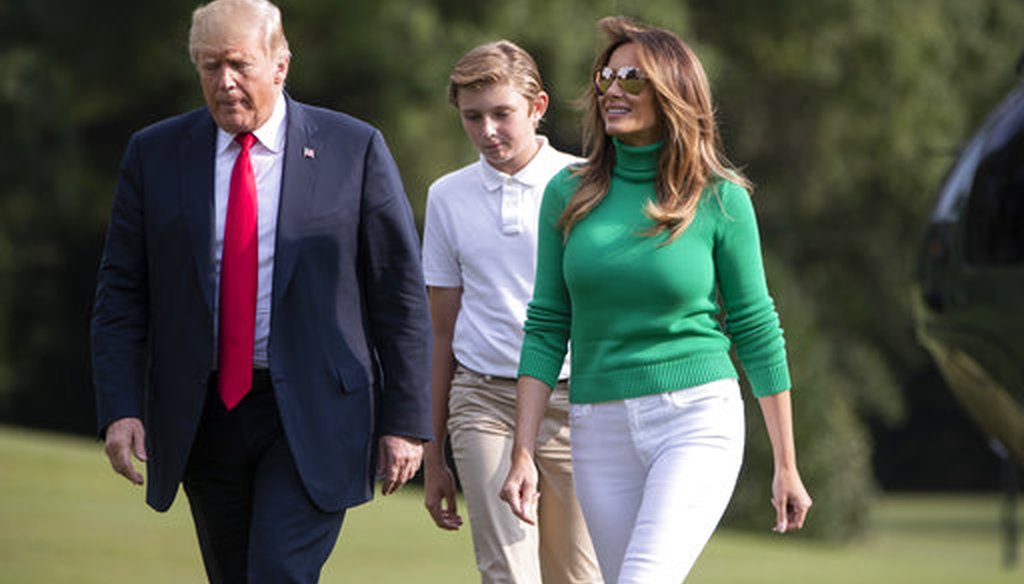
[91,95,432,513]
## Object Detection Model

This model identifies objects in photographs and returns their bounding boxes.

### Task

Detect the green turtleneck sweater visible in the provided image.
[518,139,791,403]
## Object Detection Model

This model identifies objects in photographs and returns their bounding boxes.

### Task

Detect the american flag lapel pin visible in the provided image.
[303,146,316,159]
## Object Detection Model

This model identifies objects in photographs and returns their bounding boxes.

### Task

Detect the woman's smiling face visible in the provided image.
[599,43,660,146]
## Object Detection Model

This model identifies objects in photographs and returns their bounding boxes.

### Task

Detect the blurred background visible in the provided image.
[1,0,1022,543]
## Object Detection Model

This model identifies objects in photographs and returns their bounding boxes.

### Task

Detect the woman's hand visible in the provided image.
[770,467,812,533]
[757,390,811,533]
[499,448,540,525]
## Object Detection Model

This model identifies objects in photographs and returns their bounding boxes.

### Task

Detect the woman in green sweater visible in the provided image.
[500,16,812,583]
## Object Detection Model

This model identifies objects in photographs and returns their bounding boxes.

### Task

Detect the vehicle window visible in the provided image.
[964,101,1024,266]
[932,136,983,221]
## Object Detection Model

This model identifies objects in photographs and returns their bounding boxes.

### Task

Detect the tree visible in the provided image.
[2,0,1021,539]
[692,0,1024,535]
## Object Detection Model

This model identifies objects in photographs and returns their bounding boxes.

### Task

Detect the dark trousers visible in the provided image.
[183,371,345,584]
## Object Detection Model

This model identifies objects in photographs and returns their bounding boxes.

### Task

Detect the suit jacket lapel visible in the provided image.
[181,112,217,313]
[274,95,321,307]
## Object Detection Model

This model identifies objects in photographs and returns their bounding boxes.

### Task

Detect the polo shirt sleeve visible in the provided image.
[422,183,462,288]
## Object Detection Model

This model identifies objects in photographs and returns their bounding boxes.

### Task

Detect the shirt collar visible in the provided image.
[479,136,552,192]
[215,92,287,155]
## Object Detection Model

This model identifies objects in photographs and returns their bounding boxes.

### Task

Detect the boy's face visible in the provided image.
[457,82,547,175]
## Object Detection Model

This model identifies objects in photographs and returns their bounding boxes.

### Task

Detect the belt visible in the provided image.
[251,368,272,390]
[456,363,516,383]
[456,363,569,388]
[210,368,272,390]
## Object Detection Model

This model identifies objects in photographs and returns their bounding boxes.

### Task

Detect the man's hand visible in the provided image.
[377,435,424,496]
[423,458,463,530]
[104,417,147,485]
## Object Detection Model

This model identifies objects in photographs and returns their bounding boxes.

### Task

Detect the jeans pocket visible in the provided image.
[661,380,742,411]
[568,403,593,423]
[661,389,692,409]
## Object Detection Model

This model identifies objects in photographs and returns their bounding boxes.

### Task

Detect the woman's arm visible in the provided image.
[499,375,552,525]
[757,389,812,532]
[501,174,573,524]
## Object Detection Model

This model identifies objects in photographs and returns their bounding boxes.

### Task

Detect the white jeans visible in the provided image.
[569,379,745,584]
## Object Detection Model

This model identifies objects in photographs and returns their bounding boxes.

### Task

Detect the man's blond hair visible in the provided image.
[189,0,291,63]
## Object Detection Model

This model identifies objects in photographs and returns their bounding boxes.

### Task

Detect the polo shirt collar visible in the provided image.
[479,136,552,192]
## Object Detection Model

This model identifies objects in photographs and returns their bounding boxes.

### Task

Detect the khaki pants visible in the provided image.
[448,366,602,584]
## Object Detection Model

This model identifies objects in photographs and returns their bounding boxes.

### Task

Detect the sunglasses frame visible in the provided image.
[594,66,648,96]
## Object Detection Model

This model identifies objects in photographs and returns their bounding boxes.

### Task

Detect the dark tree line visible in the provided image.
[1,0,1021,539]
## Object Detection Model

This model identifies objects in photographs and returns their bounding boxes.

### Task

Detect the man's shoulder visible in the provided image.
[131,107,211,143]
[289,99,378,139]
[545,147,584,168]
[531,143,584,182]
[427,160,484,202]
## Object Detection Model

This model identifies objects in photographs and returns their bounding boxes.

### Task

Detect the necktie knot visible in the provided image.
[236,132,256,152]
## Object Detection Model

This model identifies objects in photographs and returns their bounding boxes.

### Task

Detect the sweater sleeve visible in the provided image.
[713,181,791,397]
[517,169,575,389]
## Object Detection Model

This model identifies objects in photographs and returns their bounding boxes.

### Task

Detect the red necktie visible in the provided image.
[218,133,258,410]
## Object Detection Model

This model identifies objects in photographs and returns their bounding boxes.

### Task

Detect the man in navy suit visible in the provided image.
[90,0,432,581]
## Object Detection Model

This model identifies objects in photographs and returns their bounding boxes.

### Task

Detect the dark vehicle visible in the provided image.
[912,61,1024,467]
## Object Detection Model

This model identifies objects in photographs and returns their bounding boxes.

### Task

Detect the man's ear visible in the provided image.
[530,91,550,127]
[275,57,290,85]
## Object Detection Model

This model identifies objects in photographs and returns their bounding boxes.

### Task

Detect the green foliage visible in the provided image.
[2,0,1022,538]
[690,0,1023,537]
[280,0,695,221]
[725,255,882,540]
[693,0,1024,374]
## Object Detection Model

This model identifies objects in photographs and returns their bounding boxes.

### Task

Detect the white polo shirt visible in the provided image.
[423,137,578,379]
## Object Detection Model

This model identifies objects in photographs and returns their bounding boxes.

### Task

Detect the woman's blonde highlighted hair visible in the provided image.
[560,16,751,242]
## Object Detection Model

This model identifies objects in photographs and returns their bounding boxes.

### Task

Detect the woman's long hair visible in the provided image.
[560,16,751,242]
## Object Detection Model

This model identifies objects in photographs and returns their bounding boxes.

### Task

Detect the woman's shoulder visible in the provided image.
[551,163,583,186]
[545,164,582,198]
[709,176,751,200]
[703,176,755,218]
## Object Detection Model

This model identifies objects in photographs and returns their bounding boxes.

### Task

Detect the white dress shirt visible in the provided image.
[212,93,286,368]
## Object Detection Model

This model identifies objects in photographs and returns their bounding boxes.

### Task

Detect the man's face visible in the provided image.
[195,27,288,134]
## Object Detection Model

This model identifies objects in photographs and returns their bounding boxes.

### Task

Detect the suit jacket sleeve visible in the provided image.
[358,130,433,440]
[91,135,149,434]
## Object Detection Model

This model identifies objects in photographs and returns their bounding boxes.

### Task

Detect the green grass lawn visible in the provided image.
[1,424,1020,583]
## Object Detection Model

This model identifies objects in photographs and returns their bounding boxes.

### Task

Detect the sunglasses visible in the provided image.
[594,66,648,96]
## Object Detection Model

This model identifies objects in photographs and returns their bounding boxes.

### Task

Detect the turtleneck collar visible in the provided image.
[612,137,662,182]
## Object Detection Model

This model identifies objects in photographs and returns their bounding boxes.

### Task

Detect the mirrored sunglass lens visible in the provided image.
[620,79,645,94]
[596,67,645,95]
[619,68,645,94]
[596,68,614,93]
